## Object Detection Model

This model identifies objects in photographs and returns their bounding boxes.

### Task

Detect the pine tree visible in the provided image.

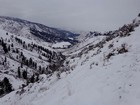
[36,74,39,82]
[21,63,23,68]
[4,57,7,62]
[20,52,23,56]
[22,70,27,79]
[30,74,34,83]
[42,67,45,74]
[25,60,29,66]
[56,72,61,79]
[138,13,140,17]
[29,58,33,66]
[3,77,12,93]
[35,63,37,69]
[11,43,14,47]
[0,81,4,95]
[8,45,10,51]
[18,67,21,78]
[0,87,4,96]
[16,48,19,53]
[2,42,8,53]
[39,66,42,71]
[16,55,18,59]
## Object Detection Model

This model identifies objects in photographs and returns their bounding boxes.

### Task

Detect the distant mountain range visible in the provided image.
[0,16,79,44]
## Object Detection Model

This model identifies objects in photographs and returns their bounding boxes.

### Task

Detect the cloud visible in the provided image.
[0,0,139,31]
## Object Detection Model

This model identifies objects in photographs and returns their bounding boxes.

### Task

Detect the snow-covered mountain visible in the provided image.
[0,14,140,105]
[0,16,79,44]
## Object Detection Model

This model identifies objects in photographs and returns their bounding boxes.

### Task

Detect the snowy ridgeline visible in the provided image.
[0,15,140,105]
[0,16,79,44]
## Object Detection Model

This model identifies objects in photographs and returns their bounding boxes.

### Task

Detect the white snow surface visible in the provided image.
[52,42,71,48]
[0,23,140,105]
[0,28,55,91]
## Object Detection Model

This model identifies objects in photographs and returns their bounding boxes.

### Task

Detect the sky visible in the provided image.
[0,0,140,32]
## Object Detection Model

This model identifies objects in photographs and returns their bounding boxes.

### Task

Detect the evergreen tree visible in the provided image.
[21,63,23,68]
[0,87,4,96]
[39,66,41,71]
[2,42,8,53]
[30,74,34,83]
[42,67,45,74]
[138,13,140,17]
[29,58,33,66]
[11,43,14,47]
[4,57,7,62]
[3,77,12,93]
[16,48,19,53]
[16,55,18,59]
[36,74,39,82]
[8,45,10,51]
[34,63,37,69]
[22,70,27,79]
[20,52,23,56]
[18,67,21,78]
[25,60,29,66]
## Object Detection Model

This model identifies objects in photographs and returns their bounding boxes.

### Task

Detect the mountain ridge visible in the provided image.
[0,16,79,44]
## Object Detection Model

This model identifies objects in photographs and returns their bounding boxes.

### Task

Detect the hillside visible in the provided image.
[0,16,79,44]
[0,26,67,97]
[0,15,140,105]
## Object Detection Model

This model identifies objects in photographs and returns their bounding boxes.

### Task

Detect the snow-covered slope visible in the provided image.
[0,15,140,105]
[0,16,79,96]
[0,27,66,98]
[0,16,79,44]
